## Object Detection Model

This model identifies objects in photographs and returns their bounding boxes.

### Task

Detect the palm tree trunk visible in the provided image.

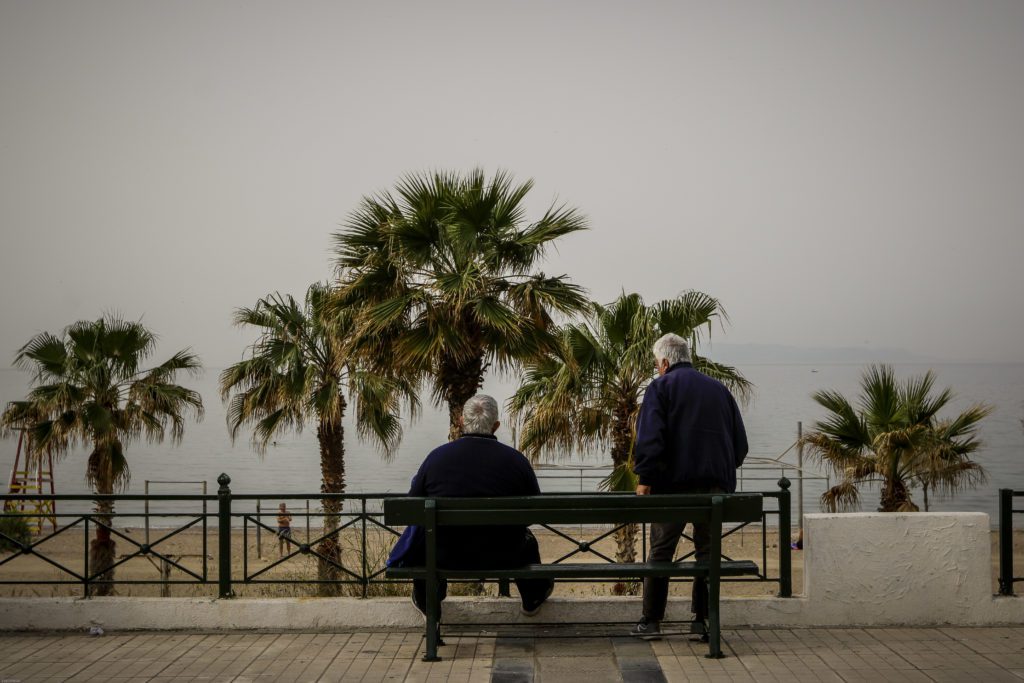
[316,418,345,597]
[88,446,116,597]
[879,476,913,512]
[440,351,485,441]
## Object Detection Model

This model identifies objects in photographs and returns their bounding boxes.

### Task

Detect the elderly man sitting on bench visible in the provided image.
[404,394,554,619]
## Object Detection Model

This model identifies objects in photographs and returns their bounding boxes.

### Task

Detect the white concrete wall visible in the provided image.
[1,512,1021,631]
[802,512,996,625]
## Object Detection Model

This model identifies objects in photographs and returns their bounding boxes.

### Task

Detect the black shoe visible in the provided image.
[630,617,661,640]
[521,582,554,617]
[411,591,426,619]
[435,622,445,647]
[688,618,709,642]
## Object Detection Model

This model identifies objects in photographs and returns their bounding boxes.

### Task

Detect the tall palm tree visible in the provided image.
[332,169,590,440]
[219,282,416,595]
[510,291,752,566]
[802,364,992,512]
[0,317,203,595]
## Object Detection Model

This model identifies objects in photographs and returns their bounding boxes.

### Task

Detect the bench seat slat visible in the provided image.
[386,560,759,580]
[384,494,763,526]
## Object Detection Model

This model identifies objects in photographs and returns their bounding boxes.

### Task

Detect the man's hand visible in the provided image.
[636,484,651,496]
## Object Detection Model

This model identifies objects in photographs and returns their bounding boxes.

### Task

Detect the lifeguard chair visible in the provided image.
[5,430,57,534]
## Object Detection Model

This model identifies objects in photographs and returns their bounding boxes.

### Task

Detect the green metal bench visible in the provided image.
[384,493,764,660]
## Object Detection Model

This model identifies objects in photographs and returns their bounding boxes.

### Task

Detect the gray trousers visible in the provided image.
[642,486,723,622]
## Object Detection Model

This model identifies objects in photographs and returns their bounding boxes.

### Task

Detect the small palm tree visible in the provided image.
[510,291,751,566]
[802,364,992,512]
[0,317,203,595]
[333,169,590,440]
[219,283,415,595]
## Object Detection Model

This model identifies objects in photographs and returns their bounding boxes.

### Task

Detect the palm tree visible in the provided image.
[219,282,416,595]
[332,169,590,440]
[509,291,752,567]
[802,364,992,512]
[0,317,203,595]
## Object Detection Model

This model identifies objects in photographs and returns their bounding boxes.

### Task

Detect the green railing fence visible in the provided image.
[999,488,1023,596]
[1,474,793,598]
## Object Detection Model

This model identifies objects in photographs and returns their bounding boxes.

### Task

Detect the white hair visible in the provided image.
[462,394,499,434]
[653,333,691,365]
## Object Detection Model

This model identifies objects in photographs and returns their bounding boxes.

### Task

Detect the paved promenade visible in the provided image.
[2,626,1023,682]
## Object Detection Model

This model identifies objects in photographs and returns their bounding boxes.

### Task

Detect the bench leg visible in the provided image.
[705,579,724,659]
[423,574,442,662]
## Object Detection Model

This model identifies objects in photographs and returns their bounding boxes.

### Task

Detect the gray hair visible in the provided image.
[653,333,691,365]
[462,394,499,434]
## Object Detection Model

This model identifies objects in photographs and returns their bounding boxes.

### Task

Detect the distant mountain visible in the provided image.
[705,343,940,365]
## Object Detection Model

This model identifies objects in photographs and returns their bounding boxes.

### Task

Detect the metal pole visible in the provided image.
[145,480,150,546]
[217,473,233,598]
[999,488,1014,596]
[256,500,261,560]
[797,422,804,538]
[202,481,208,583]
[83,516,90,598]
[777,477,792,598]
[161,559,170,598]
[305,499,310,541]
[362,498,369,598]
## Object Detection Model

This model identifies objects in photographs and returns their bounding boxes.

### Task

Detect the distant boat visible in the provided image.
[811,369,818,373]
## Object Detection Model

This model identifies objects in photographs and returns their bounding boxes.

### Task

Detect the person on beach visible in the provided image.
[630,333,748,641]
[276,503,293,558]
[401,394,554,619]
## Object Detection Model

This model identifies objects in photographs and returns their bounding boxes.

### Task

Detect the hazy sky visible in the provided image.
[2,0,1022,367]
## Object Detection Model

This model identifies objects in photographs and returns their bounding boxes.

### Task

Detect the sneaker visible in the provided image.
[688,618,707,635]
[630,617,662,640]
[520,582,555,617]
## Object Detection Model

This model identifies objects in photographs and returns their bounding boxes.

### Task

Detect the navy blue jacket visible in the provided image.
[633,362,748,492]
[406,433,540,567]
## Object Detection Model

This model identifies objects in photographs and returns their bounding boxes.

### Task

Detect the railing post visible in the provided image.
[362,497,369,599]
[777,477,792,598]
[83,516,90,598]
[999,488,1014,596]
[218,473,233,598]
[256,500,262,560]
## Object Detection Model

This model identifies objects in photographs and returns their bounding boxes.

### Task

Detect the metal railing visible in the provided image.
[998,488,1023,596]
[0,473,793,598]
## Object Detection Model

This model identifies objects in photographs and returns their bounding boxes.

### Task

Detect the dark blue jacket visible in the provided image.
[409,433,540,499]
[405,433,540,567]
[633,362,748,492]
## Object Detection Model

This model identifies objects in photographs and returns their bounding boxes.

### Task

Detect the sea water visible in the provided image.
[1,363,1021,525]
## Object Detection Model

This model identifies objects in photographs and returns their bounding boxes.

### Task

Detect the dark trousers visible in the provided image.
[642,486,723,622]
[413,528,552,615]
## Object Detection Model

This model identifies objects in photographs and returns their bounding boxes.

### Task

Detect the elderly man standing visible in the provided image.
[406,394,554,619]
[630,333,748,640]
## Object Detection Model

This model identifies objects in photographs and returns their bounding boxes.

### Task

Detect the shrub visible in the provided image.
[0,513,32,552]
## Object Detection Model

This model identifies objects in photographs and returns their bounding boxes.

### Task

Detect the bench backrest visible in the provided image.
[384,493,763,527]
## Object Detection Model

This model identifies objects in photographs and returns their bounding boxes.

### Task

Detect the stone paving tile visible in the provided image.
[7,627,1024,682]
[535,654,621,682]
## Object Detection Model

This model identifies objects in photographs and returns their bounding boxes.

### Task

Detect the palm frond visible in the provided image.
[806,365,992,512]
[600,460,638,493]
[820,480,861,512]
